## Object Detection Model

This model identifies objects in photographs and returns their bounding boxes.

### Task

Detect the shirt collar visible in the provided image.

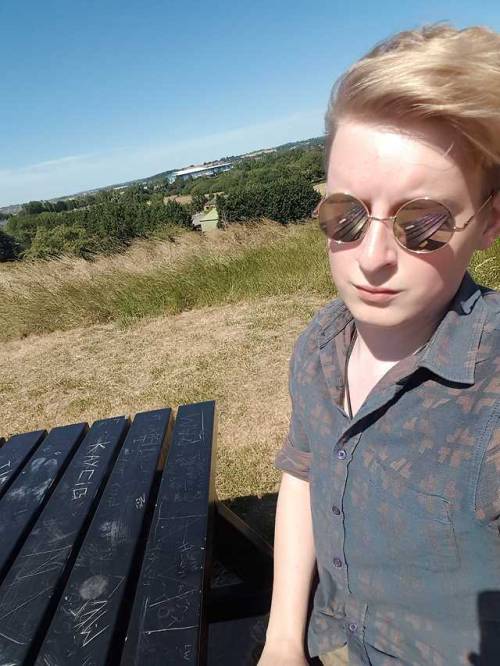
[418,272,487,385]
[318,272,486,386]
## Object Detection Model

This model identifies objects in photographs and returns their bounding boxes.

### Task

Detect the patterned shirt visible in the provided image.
[275,272,500,666]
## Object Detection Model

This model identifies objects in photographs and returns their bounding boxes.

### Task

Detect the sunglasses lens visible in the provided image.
[395,200,454,252]
[318,194,368,242]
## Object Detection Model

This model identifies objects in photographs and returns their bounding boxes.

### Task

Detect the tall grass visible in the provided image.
[0,221,332,341]
[0,222,498,343]
[469,239,500,290]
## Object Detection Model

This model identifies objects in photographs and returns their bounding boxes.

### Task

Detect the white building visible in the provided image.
[168,162,233,184]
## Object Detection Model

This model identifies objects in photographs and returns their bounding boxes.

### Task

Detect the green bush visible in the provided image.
[162,200,192,228]
[0,228,20,261]
[23,224,95,259]
[218,176,321,224]
[5,214,40,248]
[6,194,193,259]
[191,193,207,213]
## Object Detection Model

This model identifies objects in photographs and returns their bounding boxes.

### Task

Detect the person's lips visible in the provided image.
[355,285,400,294]
[353,284,401,303]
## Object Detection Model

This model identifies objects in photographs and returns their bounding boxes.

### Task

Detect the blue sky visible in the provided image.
[1,0,499,207]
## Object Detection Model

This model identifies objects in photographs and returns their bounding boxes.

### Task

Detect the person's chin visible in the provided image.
[344,297,407,327]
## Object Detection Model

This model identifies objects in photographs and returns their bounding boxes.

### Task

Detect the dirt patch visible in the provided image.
[164,194,193,205]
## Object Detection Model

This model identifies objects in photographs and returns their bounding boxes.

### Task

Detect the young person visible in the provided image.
[258,24,500,666]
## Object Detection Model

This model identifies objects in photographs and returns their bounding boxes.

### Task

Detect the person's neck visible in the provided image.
[352,314,442,365]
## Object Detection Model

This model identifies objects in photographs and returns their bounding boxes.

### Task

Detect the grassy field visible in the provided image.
[0,221,333,342]
[1,222,498,540]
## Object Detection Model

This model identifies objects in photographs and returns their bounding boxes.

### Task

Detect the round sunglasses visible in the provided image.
[316,192,495,253]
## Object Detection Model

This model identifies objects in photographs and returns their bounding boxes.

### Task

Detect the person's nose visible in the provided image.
[357,217,398,275]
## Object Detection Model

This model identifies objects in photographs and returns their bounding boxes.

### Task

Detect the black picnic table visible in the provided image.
[0,402,273,665]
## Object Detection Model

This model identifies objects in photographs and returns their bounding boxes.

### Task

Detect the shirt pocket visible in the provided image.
[364,458,460,573]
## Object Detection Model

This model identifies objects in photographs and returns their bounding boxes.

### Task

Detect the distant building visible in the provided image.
[244,148,277,159]
[192,206,219,232]
[168,162,233,184]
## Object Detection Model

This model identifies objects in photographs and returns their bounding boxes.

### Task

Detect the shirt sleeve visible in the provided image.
[475,416,500,531]
[274,338,312,482]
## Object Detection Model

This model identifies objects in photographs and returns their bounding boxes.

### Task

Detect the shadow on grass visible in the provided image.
[223,491,278,546]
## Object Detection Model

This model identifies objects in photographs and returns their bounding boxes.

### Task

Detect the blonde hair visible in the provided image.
[325,24,500,185]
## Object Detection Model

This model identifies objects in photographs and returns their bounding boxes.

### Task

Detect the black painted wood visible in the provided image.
[0,430,47,499]
[0,423,87,584]
[120,401,217,666]
[214,503,273,587]
[0,416,127,666]
[35,408,172,666]
[208,502,273,629]
[0,404,273,665]
[207,614,268,665]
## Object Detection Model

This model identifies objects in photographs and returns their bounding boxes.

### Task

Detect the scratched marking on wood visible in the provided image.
[120,401,216,666]
[0,417,127,665]
[0,430,46,500]
[34,408,171,666]
[0,424,86,584]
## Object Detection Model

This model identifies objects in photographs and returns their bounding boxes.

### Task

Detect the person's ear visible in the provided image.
[477,190,500,250]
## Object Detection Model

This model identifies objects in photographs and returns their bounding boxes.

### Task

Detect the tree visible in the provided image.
[191,193,207,213]
[0,228,19,261]
[217,176,321,224]
[5,214,40,248]
[24,224,93,259]
[22,201,45,215]
[163,200,191,227]
[53,200,68,212]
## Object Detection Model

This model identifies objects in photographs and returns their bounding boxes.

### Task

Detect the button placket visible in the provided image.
[330,432,361,601]
[344,599,368,657]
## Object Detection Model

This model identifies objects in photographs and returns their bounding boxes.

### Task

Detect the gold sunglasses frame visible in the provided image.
[315,191,496,254]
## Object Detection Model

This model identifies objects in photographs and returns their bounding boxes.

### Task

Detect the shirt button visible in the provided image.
[333,557,343,568]
[348,623,358,632]
[337,449,347,460]
[332,505,341,515]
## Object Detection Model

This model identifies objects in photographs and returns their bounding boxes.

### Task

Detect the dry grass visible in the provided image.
[1,224,498,539]
[0,221,289,289]
[163,194,193,205]
[0,294,326,538]
[2,220,496,345]
[0,221,331,342]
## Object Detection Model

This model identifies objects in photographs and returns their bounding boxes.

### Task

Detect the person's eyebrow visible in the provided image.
[325,191,461,212]
[400,195,462,213]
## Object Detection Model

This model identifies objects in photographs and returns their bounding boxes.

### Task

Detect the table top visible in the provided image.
[0,402,217,666]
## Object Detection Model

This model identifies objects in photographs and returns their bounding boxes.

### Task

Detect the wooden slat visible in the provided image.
[0,423,87,583]
[121,401,217,666]
[214,502,274,581]
[0,416,128,666]
[0,430,47,499]
[35,408,172,666]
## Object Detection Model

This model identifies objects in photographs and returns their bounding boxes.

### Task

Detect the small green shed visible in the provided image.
[193,207,219,232]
